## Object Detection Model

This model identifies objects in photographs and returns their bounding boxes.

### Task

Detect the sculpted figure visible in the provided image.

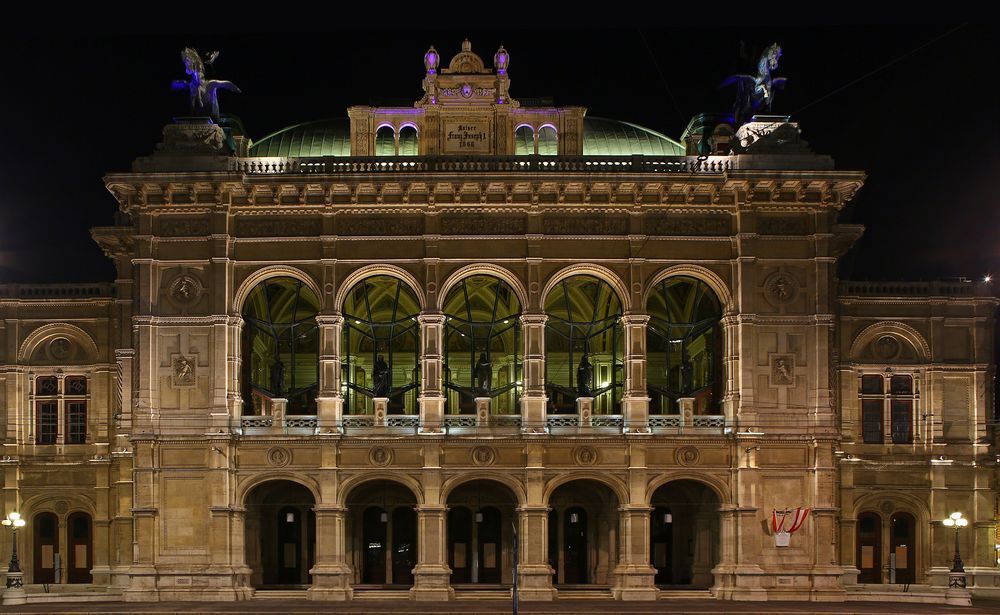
[270,359,285,396]
[373,354,390,397]
[475,352,492,395]
[576,352,594,397]
[171,48,241,118]
[722,43,787,127]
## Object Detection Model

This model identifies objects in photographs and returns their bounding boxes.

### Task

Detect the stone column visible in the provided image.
[89,457,113,587]
[411,505,453,600]
[516,506,555,600]
[316,315,344,433]
[226,316,244,422]
[620,314,651,432]
[308,505,352,600]
[612,505,657,600]
[520,314,548,433]
[721,313,745,425]
[418,314,446,433]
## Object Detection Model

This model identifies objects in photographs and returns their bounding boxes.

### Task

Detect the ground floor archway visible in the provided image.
[345,480,418,587]
[548,479,620,586]
[446,480,517,586]
[649,480,719,588]
[244,480,316,588]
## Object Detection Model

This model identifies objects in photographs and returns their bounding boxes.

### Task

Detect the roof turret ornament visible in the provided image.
[722,43,786,128]
[424,46,439,75]
[494,45,509,74]
[171,47,241,120]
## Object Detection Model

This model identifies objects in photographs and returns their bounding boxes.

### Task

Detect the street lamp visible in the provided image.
[942,511,969,588]
[2,512,26,589]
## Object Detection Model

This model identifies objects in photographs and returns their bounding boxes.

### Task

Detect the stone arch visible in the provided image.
[440,473,526,507]
[644,264,734,314]
[232,265,324,314]
[645,472,731,507]
[540,263,632,313]
[18,323,100,364]
[20,492,96,518]
[335,264,426,312]
[237,472,322,507]
[849,321,930,362]
[338,473,425,507]
[437,264,529,314]
[542,471,629,506]
[852,490,930,522]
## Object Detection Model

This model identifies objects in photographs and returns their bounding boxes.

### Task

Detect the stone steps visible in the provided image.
[658,589,714,599]
[252,589,309,600]
[353,589,414,600]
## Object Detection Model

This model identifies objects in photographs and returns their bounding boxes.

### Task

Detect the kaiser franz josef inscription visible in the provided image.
[444,120,490,154]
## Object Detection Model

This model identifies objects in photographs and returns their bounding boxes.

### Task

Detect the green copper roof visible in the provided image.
[248,116,684,157]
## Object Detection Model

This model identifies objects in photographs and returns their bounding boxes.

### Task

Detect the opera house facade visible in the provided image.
[1,40,998,604]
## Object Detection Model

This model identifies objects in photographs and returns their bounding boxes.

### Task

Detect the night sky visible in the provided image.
[1,26,996,284]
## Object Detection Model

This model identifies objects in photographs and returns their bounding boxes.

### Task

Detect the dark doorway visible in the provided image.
[856,512,882,584]
[244,480,316,588]
[362,507,388,584]
[651,507,674,584]
[346,480,418,587]
[890,512,916,584]
[548,480,620,586]
[446,480,517,586]
[448,507,473,584]
[33,512,58,584]
[563,507,588,584]
[392,507,417,585]
[649,480,720,588]
[66,512,92,583]
[477,507,502,583]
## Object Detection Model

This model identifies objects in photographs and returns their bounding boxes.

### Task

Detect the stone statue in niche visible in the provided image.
[171,48,241,119]
[173,356,196,387]
[270,359,285,396]
[771,355,795,386]
[576,352,594,397]
[475,352,492,395]
[373,354,390,397]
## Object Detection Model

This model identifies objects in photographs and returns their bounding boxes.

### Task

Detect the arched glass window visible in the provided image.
[242,277,320,415]
[537,126,558,156]
[375,125,395,156]
[398,126,419,156]
[342,276,421,414]
[646,276,722,415]
[544,275,623,414]
[443,276,522,415]
[514,125,534,155]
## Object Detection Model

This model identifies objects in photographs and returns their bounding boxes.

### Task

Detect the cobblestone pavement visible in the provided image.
[4,599,1000,615]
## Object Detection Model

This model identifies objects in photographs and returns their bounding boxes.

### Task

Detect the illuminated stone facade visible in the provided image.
[1,40,998,604]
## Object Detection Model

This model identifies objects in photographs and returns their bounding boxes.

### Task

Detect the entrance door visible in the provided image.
[651,507,673,584]
[563,507,588,584]
[362,507,387,584]
[856,512,882,583]
[548,509,559,582]
[890,512,916,584]
[33,512,58,584]
[277,507,302,584]
[477,507,501,583]
[66,512,92,584]
[392,507,416,585]
[448,507,473,583]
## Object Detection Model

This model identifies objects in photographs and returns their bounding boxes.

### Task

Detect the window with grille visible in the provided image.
[859,373,915,444]
[33,376,88,444]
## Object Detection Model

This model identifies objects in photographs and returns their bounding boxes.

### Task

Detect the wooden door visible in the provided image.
[66,512,92,584]
[890,512,916,584]
[33,512,58,584]
[856,512,882,584]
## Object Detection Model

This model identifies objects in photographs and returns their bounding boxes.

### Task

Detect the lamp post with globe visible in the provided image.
[1,511,26,605]
[942,511,969,588]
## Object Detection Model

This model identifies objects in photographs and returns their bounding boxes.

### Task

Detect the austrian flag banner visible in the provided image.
[771,507,811,547]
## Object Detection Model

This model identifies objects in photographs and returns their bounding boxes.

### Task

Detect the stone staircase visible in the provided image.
[252,587,309,600]
[20,583,123,603]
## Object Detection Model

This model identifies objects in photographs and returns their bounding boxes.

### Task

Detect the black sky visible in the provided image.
[1,25,996,284]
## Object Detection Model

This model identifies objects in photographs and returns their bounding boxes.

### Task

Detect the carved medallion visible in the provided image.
[770,354,796,387]
[54,501,69,515]
[169,274,202,305]
[675,446,701,466]
[171,355,197,388]
[872,335,901,361]
[267,446,291,467]
[765,272,797,305]
[471,446,497,466]
[47,337,74,361]
[879,501,894,515]
[369,446,393,467]
[574,446,599,466]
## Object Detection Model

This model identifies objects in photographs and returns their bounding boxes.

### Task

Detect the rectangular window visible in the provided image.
[66,402,87,444]
[37,401,58,444]
[891,400,913,444]
[36,376,58,396]
[862,399,883,443]
[861,375,884,395]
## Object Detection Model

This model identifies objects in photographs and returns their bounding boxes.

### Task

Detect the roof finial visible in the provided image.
[462,38,472,52]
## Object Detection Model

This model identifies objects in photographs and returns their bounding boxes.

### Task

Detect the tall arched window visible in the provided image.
[375,126,395,156]
[443,276,522,415]
[398,126,419,156]
[646,276,722,415]
[537,125,558,156]
[342,276,421,414]
[544,275,623,414]
[242,277,320,415]
[514,125,534,155]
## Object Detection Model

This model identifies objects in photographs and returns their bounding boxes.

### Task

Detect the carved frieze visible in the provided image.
[544,216,627,235]
[758,215,808,235]
[159,218,210,237]
[645,215,731,236]
[235,218,322,237]
[338,216,425,236]
[440,215,526,235]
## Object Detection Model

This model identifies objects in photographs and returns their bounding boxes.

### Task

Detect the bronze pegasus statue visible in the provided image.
[722,43,786,127]
[171,47,241,119]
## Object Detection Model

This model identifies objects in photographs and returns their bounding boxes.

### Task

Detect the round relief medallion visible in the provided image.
[764,272,796,304]
[872,335,901,361]
[674,446,701,466]
[369,446,393,467]
[471,446,496,466]
[169,274,203,304]
[54,501,69,515]
[574,446,599,466]
[426,282,437,294]
[266,446,291,467]
[528,282,540,294]
[879,501,894,514]
[47,337,74,361]
[323,282,335,295]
